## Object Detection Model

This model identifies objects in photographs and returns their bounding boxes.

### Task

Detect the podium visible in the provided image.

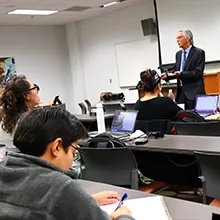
[204,72,220,94]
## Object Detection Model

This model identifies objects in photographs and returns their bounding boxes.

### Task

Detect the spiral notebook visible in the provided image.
[101,196,172,220]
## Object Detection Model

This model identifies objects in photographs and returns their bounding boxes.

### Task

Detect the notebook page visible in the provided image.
[100,196,172,220]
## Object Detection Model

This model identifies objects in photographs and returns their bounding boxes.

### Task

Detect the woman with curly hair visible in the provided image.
[0,75,40,146]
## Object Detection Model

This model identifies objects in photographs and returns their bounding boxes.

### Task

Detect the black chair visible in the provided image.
[173,121,220,136]
[80,147,139,189]
[84,99,92,113]
[124,103,135,110]
[175,110,205,122]
[134,119,172,134]
[194,151,220,204]
[103,102,126,114]
[78,102,87,114]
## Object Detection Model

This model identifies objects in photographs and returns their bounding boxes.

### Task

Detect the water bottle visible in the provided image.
[96,103,106,134]
[168,89,175,101]
[0,144,6,163]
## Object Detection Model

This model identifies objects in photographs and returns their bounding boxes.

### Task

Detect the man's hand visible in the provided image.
[161,72,176,80]
[174,71,181,76]
[92,191,120,206]
[109,206,132,220]
[160,73,168,80]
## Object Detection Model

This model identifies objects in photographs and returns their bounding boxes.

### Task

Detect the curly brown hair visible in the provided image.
[0,75,30,134]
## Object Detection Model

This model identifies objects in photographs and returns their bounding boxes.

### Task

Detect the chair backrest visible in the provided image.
[134,119,172,134]
[194,151,220,200]
[175,110,205,122]
[103,102,126,114]
[84,99,92,112]
[78,102,87,114]
[80,147,139,189]
[173,121,220,136]
[124,103,135,110]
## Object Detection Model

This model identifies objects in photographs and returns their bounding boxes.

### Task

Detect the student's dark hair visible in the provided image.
[0,75,30,134]
[13,107,88,157]
[140,69,161,92]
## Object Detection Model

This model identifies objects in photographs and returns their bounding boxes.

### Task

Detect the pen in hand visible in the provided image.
[114,193,128,211]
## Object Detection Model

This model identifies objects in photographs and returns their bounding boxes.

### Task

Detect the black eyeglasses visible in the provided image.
[25,84,40,93]
[70,144,81,161]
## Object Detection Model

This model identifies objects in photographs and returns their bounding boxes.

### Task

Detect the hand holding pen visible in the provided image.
[114,193,128,211]
[110,193,132,219]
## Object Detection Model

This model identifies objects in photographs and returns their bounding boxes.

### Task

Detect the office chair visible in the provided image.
[124,103,135,110]
[80,147,139,189]
[78,102,87,114]
[194,151,220,205]
[103,102,126,114]
[80,146,168,193]
[175,110,205,122]
[134,119,172,134]
[173,121,220,136]
[84,99,92,113]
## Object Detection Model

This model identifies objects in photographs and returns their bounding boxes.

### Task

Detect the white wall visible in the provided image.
[66,23,87,113]
[0,25,73,111]
[77,1,156,104]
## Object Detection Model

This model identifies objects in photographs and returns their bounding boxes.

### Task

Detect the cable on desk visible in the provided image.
[165,154,197,167]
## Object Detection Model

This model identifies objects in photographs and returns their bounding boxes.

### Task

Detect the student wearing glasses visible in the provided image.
[0,75,40,134]
[0,107,134,220]
[0,75,40,147]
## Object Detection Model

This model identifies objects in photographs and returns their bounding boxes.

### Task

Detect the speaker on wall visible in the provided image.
[141,18,156,36]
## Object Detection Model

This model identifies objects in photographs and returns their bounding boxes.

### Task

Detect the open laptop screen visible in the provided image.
[111,110,138,132]
[195,95,219,113]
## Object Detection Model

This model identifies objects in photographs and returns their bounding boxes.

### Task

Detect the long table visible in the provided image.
[74,113,114,123]
[74,113,114,131]
[78,179,220,220]
[126,135,220,155]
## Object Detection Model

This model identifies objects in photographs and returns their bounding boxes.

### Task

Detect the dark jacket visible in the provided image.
[169,46,205,101]
[0,153,135,220]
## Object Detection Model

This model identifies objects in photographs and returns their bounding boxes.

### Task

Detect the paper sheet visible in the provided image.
[101,196,172,220]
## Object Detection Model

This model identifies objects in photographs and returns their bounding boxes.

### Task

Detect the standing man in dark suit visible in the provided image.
[161,30,205,109]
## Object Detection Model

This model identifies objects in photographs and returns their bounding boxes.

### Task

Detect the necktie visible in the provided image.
[179,51,187,87]
[182,51,187,71]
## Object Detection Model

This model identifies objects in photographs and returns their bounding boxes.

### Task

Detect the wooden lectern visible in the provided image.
[204,72,220,94]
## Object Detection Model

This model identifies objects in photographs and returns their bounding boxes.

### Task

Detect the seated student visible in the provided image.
[0,75,40,148]
[0,108,134,220]
[135,69,182,121]
[0,75,54,147]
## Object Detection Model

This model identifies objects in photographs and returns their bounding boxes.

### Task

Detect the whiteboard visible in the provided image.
[157,0,220,64]
[115,36,159,87]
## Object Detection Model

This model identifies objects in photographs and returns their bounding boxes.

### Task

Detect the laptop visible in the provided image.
[194,94,219,118]
[89,110,138,138]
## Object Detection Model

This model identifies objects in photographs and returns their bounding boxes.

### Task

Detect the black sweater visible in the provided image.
[135,97,182,121]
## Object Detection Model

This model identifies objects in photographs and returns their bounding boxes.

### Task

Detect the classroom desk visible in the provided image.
[126,135,220,155]
[78,179,220,220]
[74,113,114,123]
[80,135,220,155]
[74,113,114,131]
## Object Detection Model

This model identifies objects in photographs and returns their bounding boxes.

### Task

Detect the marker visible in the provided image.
[114,193,128,211]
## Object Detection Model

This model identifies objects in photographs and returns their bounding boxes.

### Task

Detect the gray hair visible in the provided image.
[179,30,194,45]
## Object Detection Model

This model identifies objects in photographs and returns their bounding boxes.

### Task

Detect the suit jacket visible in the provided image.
[169,46,205,101]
